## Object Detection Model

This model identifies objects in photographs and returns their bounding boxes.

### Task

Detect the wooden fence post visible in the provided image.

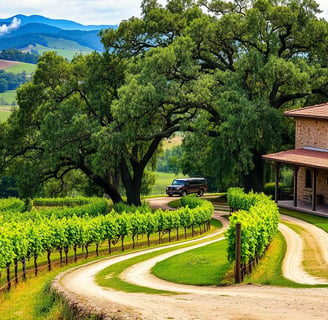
[235,222,241,284]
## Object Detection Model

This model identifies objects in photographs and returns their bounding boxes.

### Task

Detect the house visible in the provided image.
[263,103,328,213]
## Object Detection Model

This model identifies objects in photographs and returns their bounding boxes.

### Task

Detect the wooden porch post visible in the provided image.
[275,163,280,203]
[293,166,299,207]
[312,168,318,211]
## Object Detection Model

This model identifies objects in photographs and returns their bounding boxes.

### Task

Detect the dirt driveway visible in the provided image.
[56,197,328,320]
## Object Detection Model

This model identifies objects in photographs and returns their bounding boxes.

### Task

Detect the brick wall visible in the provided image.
[297,167,328,204]
[296,118,328,149]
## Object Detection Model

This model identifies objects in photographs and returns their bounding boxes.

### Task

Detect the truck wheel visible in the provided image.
[181,190,187,197]
[198,189,204,197]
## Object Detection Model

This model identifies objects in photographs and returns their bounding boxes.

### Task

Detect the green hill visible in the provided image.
[5,61,36,74]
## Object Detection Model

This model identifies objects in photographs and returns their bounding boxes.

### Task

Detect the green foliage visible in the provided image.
[33,196,97,207]
[227,187,258,211]
[264,182,283,197]
[0,197,25,212]
[180,194,203,208]
[113,201,151,214]
[157,145,182,174]
[0,195,214,273]
[226,188,279,263]
[0,70,28,92]
[0,49,39,64]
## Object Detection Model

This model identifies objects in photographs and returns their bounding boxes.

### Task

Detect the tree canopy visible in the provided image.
[2,0,328,202]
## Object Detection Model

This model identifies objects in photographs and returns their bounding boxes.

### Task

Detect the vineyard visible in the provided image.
[0,195,214,290]
[226,188,279,267]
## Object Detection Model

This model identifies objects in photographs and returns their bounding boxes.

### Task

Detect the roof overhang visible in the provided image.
[284,103,328,120]
[262,148,328,170]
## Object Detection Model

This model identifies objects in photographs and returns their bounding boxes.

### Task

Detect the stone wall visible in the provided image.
[297,167,328,204]
[296,118,328,149]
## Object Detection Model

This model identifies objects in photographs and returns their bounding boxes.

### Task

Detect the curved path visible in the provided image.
[56,197,328,320]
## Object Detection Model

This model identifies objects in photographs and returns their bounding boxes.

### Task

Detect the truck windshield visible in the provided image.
[172,180,185,186]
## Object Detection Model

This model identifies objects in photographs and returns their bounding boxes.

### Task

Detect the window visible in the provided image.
[305,169,312,188]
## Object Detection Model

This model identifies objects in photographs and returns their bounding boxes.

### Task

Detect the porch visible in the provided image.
[263,147,328,213]
[278,199,328,218]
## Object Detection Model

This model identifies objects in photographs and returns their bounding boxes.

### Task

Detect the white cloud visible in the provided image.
[0,0,326,25]
[0,17,21,35]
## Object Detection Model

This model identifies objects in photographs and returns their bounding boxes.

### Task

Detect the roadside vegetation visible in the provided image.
[280,208,328,233]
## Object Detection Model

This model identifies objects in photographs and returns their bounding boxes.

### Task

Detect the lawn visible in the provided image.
[152,240,232,285]
[95,219,223,293]
[280,208,328,233]
[5,62,37,74]
[150,172,188,195]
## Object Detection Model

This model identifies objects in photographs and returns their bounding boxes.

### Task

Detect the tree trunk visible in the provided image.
[176,227,179,241]
[47,250,51,271]
[199,224,202,235]
[22,258,26,281]
[85,245,89,258]
[192,225,194,237]
[119,157,143,206]
[74,246,77,262]
[34,255,38,277]
[184,227,187,239]
[158,231,161,244]
[6,265,10,291]
[243,151,265,192]
[147,233,150,246]
[121,236,125,252]
[132,234,135,249]
[64,247,69,264]
[169,229,171,242]
[14,258,18,284]
[59,249,63,265]
[108,239,111,254]
[79,163,123,204]
[96,243,99,257]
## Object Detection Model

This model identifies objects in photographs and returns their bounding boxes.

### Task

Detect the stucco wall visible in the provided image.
[296,118,328,149]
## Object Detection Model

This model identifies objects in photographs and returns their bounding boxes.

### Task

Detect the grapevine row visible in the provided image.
[0,196,214,288]
[226,188,279,263]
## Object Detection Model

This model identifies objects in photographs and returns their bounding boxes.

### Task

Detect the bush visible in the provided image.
[264,182,283,197]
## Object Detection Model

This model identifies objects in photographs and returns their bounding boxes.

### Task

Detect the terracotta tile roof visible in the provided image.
[284,103,328,119]
[262,148,328,169]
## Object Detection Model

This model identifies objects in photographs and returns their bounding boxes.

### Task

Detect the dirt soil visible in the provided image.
[57,198,328,320]
[0,59,19,69]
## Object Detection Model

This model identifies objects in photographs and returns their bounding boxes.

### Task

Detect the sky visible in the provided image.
[0,0,327,26]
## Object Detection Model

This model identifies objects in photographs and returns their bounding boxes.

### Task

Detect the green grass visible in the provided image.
[0,90,16,105]
[151,172,188,195]
[245,230,328,288]
[0,110,10,121]
[280,208,328,233]
[96,220,223,293]
[152,240,232,285]
[42,36,93,52]
[5,62,36,74]
[0,254,107,320]
[34,44,92,61]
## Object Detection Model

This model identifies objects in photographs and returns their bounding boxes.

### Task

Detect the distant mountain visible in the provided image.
[0,14,115,31]
[0,15,117,57]
[1,23,62,38]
